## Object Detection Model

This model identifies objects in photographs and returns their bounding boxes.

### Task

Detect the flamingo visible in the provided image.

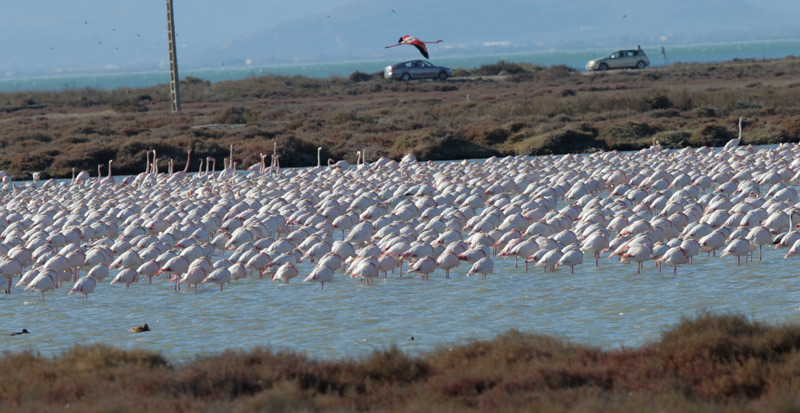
[406,256,436,280]
[177,267,208,289]
[435,251,460,279]
[466,257,493,281]
[349,258,379,284]
[721,238,751,265]
[137,260,161,284]
[504,240,538,270]
[536,249,563,273]
[657,247,689,275]
[0,257,22,293]
[110,268,139,289]
[69,275,97,300]
[722,117,745,151]
[620,244,652,274]
[581,233,609,267]
[102,160,115,185]
[304,265,334,290]
[24,270,56,300]
[556,249,583,274]
[272,262,299,284]
[203,268,232,292]
[385,35,443,59]
[169,149,192,181]
[160,256,190,290]
[86,264,110,281]
[42,255,70,287]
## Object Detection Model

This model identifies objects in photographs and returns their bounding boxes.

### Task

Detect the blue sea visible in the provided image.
[2,39,798,93]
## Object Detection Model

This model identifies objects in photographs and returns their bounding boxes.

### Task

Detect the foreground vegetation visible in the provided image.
[2,313,800,411]
[1,57,800,179]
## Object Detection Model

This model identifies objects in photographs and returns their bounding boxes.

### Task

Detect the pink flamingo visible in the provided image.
[385,35,443,59]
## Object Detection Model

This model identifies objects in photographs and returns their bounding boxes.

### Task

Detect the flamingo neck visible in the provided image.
[183,150,191,173]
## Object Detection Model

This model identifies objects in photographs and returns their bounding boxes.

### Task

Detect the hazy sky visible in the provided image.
[1,0,798,77]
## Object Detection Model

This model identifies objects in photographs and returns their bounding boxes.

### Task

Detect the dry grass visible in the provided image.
[2,313,800,411]
[1,58,800,179]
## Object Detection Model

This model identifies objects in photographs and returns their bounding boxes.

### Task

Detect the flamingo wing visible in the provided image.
[409,40,429,59]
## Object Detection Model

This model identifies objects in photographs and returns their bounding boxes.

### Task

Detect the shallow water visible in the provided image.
[3,224,799,364]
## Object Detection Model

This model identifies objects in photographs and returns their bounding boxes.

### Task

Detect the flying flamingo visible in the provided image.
[385,35,443,59]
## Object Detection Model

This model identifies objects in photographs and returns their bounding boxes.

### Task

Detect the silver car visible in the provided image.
[384,60,452,81]
[586,48,650,71]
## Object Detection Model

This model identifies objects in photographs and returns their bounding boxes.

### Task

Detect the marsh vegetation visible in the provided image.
[1,57,799,180]
[3,313,800,411]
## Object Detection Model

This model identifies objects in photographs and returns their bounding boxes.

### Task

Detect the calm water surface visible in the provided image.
[3,188,799,364]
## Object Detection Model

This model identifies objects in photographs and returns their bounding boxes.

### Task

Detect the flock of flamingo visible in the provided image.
[2,118,800,301]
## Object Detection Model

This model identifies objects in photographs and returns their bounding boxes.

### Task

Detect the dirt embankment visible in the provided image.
[1,57,799,179]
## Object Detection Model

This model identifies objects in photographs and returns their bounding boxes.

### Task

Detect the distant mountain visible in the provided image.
[186,0,800,68]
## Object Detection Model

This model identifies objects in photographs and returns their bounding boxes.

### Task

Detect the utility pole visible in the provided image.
[166,0,181,112]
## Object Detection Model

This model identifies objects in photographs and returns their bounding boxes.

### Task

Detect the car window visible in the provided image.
[422,62,432,67]
[404,62,413,68]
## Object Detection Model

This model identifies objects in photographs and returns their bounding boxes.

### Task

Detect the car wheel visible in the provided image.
[636,61,646,69]
[401,73,411,81]
[437,71,448,81]
[599,63,608,71]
